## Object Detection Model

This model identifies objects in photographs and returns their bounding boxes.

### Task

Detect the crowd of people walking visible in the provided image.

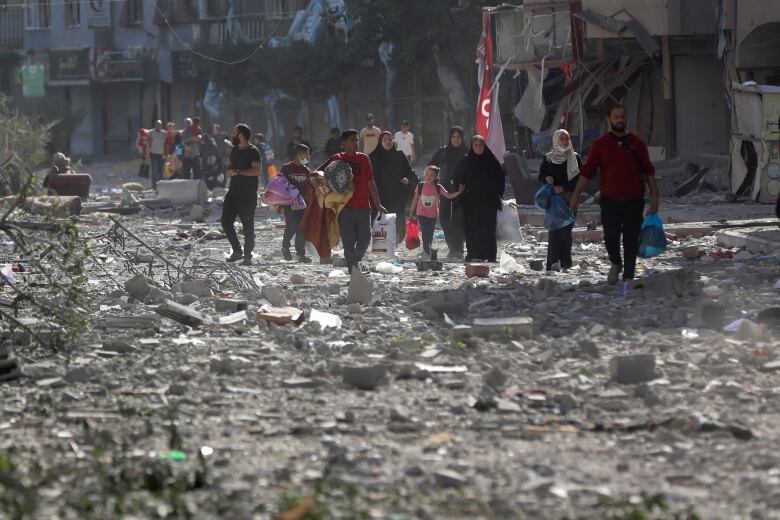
[137,105,662,285]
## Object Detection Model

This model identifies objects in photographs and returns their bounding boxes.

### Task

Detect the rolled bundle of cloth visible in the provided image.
[262,175,306,210]
[300,173,354,260]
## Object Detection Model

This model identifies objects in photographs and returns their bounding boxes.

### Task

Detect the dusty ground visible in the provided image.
[1,160,779,519]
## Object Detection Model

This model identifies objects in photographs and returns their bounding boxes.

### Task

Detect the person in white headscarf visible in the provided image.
[538,129,581,271]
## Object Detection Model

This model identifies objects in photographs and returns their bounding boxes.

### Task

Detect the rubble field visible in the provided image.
[1,183,780,520]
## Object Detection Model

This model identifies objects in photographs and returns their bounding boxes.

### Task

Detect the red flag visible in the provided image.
[475,13,493,138]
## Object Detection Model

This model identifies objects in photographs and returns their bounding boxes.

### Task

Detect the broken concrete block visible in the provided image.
[157,179,208,206]
[609,354,656,384]
[290,273,306,285]
[64,367,90,384]
[690,300,725,330]
[214,298,248,313]
[124,274,151,300]
[342,365,386,390]
[347,269,373,305]
[433,469,469,488]
[155,300,205,327]
[177,280,213,298]
[190,204,205,222]
[528,259,545,271]
[483,366,507,389]
[472,317,533,338]
[416,260,444,272]
[426,290,468,316]
[101,315,161,330]
[282,377,326,389]
[327,283,341,295]
[256,306,304,326]
[262,285,288,307]
[628,269,699,298]
[465,263,490,278]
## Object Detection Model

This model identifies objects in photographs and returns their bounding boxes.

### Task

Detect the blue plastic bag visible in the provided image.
[535,184,554,211]
[543,194,576,231]
[638,213,667,258]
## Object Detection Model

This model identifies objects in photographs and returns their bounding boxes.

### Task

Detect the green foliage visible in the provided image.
[193,37,364,100]
[0,94,51,195]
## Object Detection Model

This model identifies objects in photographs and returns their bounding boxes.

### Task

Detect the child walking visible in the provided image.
[409,165,463,260]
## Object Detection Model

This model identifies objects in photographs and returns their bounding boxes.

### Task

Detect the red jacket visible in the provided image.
[580,132,655,201]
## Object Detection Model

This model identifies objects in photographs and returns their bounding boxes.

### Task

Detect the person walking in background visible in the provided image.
[431,126,468,260]
[452,135,506,263]
[319,129,388,273]
[148,120,166,190]
[181,117,203,179]
[370,131,418,244]
[212,123,233,162]
[570,104,659,284]
[324,127,342,157]
[280,144,314,263]
[286,126,311,161]
[539,129,581,272]
[359,113,381,154]
[394,120,416,164]
[254,133,276,189]
[222,124,262,266]
[409,165,463,260]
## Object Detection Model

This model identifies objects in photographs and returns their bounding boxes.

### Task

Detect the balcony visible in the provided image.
[0,7,24,49]
[201,14,292,44]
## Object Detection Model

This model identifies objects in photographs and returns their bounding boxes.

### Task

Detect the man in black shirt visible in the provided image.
[222,124,262,266]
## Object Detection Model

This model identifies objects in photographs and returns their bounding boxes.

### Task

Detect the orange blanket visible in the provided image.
[300,176,353,259]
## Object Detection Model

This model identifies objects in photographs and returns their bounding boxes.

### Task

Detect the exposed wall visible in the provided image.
[581,0,669,37]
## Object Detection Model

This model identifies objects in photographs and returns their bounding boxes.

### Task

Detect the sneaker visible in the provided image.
[282,248,293,261]
[241,255,252,266]
[297,255,312,264]
[226,250,243,262]
[550,262,561,272]
[607,263,622,285]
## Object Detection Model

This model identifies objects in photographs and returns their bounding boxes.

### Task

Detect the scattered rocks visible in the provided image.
[609,354,657,384]
[342,365,386,390]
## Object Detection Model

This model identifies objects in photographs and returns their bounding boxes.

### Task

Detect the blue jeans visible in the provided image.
[418,216,436,254]
[149,153,164,190]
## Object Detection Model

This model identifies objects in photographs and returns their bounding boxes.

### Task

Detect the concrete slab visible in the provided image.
[716,227,780,255]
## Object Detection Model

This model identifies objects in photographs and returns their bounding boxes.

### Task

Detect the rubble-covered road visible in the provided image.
[1,186,780,519]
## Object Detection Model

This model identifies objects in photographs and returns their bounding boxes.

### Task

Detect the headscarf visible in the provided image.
[370,131,415,207]
[546,129,580,181]
[452,135,506,210]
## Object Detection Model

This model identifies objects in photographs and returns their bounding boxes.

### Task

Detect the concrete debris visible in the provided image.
[214,298,248,313]
[347,268,373,305]
[155,299,205,327]
[124,274,152,300]
[472,317,533,338]
[609,354,657,384]
[465,263,490,278]
[342,364,386,390]
[261,285,288,307]
[256,306,304,326]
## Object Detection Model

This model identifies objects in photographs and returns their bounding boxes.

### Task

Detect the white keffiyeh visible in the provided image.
[546,129,580,181]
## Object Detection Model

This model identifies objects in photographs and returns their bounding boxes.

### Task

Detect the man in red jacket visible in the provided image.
[570,104,660,284]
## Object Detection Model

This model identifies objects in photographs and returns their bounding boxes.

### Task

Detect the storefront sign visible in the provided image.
[87,0,111,29]
[22,64,45,97]
[49,50,90,82]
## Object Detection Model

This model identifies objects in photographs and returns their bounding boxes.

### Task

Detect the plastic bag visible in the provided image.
[371,213,397,256]
[638,213,667,258]
[496,199,523,242]
[543,195,575,231]
[535,184,554,211]
[405,219,420,250]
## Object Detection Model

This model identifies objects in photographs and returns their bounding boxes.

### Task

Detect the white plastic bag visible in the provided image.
[375,261,403,274]
[498,252,526,274]
[496,200,523,243]
[371,213,396,257]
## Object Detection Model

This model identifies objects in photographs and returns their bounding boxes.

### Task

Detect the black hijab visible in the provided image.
[370,131,415,207]
[453,135,506,210]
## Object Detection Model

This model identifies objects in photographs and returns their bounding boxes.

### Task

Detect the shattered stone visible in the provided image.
[124,274,151,300]
[426,290,468,316]
[609,354,657,384]
[472,317,533,338]
[483,366,507,389]
[262,285,288,307]
[256,306,304,326]
[282,377,326,389]
[690,300,725,330]
[155,299,205,327]
[465,263,490,278]
[290,273,306,285]
[177,280,213,298]
[347,269,373,306]
[342,365,386,390]
[63,367,90,384]
[214,298,249,313]
[433,469,469,488]
[553,393,578,414]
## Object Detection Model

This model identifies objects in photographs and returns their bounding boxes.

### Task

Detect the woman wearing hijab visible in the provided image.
[538,129,581,271]
[370,131,418,244]
[452,135,506,263]
[431,126,468,260]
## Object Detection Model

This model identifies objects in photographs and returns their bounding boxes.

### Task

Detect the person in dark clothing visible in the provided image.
[369,131,418,244]
[324,127,342,157]
[452,135,506,263]
[286,126,311,161]
[539,129,581,271]
[222,124,262,266]
[571,104,659,284]
[431,126,468,260]
[280,144,314,263]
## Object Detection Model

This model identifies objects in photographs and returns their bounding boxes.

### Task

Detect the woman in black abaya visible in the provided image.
[452,135,506,262]
[431,126,468,260]
[370,131,417,243]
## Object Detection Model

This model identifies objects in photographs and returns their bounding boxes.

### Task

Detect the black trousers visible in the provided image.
[183,156,201,179]
[546,222,574,270]
[439,197,464,256]
[600,196,644,279]
[282,206,306,256]
[221,191,256,256]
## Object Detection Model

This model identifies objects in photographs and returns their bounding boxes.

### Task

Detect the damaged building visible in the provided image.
[489,0,780,203]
